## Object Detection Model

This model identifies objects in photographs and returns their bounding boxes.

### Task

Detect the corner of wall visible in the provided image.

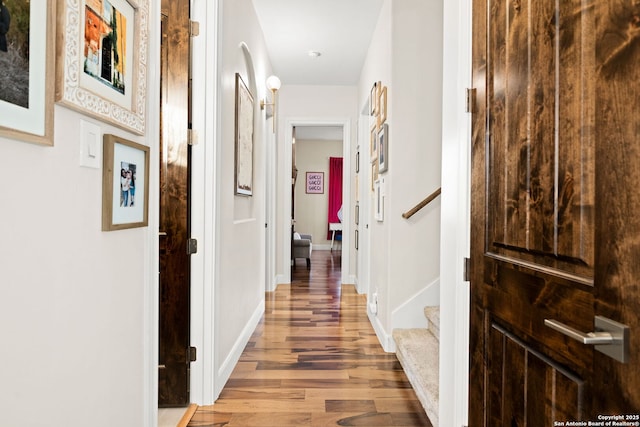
[368,311,396,353]
[391,278,440,331]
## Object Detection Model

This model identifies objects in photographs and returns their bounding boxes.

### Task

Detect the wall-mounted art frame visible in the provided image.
[56,0,149,135]
[355,203,359,225]
[0,0,55,146]
[355,229,359,251]
[305,172,324,194]
[378,85,387,126]
[102,134,149,231]
[234,73,254,196]
[378,123,389,173]
[371,159,378,192]
[370,123,378,162]
[369,81,378,116]
[374,178,384,221]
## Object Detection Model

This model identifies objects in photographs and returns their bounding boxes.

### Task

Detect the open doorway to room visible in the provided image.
[291,125,345,275]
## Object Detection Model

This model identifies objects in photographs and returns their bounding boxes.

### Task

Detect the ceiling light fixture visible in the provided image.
[308,51,322,58]
[260,75,281,132]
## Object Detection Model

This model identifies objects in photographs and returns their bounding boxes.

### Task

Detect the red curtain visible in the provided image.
[327,157,343,239]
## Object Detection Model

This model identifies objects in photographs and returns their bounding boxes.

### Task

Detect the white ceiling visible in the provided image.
[251,0,384,86]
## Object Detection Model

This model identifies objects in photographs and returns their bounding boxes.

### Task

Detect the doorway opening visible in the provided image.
[283,121,351,285]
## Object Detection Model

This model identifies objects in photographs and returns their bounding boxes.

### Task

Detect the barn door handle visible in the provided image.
[544,316,629,363]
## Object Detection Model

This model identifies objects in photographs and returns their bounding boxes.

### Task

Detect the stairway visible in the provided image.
[392,306,439,426]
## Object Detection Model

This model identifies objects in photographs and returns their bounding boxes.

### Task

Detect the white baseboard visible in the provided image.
[215,299,264,398]
[368,310,395,353]
[346,274,357,286]
[267,274,279,292]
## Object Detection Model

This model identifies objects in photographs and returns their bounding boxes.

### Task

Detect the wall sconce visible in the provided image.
[260,75,281,132]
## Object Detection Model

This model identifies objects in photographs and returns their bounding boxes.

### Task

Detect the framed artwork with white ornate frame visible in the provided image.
[56,0,149,135]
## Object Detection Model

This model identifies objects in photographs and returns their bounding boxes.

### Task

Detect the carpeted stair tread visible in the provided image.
[392,328,439,426]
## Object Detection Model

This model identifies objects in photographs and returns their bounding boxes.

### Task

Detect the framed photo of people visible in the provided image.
[0,0,55,146]
[56,0,149,135]
[102,134,149,231]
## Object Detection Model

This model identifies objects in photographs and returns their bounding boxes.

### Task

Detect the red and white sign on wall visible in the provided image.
[305,172,324,194]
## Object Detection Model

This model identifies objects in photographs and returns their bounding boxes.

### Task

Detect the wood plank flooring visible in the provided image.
[187,250,432,427]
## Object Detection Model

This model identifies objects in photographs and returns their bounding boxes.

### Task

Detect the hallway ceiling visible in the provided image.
[252,0,384,86]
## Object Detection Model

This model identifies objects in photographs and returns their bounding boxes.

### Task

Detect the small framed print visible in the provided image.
[102,134,149,231]
[371,159,378,192]
[378,86,387,125]
[369,81,378,116]
[378,123,389,173]
[374,179,384,222]
[370,123,378,162]
[306,172,324,194]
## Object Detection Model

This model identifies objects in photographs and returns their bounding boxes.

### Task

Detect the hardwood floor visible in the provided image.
[187,250,432,427]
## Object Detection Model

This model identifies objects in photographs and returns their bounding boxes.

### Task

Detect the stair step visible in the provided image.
[392,328,439,426]
[423,306,440,340]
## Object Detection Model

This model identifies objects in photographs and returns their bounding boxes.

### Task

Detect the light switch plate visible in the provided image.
[79,120,101,169]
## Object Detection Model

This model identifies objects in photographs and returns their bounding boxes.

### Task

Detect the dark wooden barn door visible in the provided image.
[158,0,192,407]
[470,0,640,424]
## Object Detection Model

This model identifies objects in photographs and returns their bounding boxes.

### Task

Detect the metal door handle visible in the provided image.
[544,316,629,363]
[544,319,617,344]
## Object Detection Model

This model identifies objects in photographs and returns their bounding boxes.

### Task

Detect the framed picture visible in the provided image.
[378,85,387,125]
[0,0,55,146]
[369,81,378,116]
[56,0,149,135]
[370,123,378,162]
[355,203,359,225]
[306,172,324,194]
[374,179,384,221]
[371,159,378,192]
[102,134,149,231]
[355,229,359,251]
[234,73,254,196]
[378,123,389,173]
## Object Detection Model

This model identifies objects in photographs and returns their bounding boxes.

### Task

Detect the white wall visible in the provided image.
[294,138,343,249]
[275,85,358,284]
[209,0,274,398]
[358,0,443,350]
[0,14,161,425]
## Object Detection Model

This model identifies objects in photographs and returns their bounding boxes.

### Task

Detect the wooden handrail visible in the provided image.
[402,187,442,219]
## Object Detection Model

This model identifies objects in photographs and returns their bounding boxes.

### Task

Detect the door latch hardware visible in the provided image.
[187,238,198,255]
[190,20,200,37]
[188,346,197,363]
[544,316,630,363]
